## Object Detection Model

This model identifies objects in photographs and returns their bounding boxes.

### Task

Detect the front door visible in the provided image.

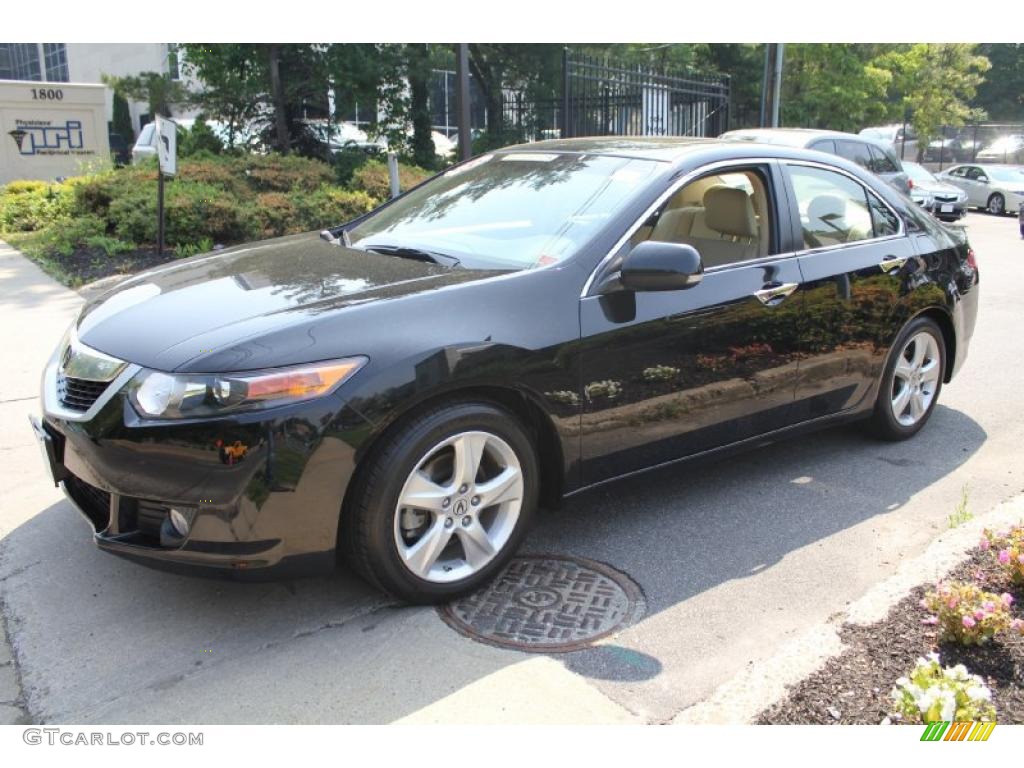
[578,162,805,485]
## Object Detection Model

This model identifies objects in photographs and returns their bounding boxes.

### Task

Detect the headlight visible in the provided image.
[127,357,367,419]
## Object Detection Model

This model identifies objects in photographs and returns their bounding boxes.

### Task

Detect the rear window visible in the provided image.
[836,140,872,170]
[868,145,899,174]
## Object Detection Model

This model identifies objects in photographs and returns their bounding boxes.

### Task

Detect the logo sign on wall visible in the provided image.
[155,115,177,176]
[8,118,91,156]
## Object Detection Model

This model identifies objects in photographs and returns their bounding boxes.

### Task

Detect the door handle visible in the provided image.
[878,256,909,273]
[754,282,799,306]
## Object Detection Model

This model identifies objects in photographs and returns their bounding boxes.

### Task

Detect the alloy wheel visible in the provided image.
[988,194,1005,215]
[890,332,941,427]
[393,430,524,583]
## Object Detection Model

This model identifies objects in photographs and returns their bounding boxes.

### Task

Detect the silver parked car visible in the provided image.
[721,128,911,194]
[935,164,1024,215]
[902,161,968,221]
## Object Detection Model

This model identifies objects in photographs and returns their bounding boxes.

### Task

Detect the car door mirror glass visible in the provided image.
[618,241,704,292]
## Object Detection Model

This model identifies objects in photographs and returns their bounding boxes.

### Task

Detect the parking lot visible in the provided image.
[1,211,1021,724]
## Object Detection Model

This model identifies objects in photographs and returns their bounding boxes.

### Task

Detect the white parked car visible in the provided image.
[935,164,1024,215]
[859,124,919,162]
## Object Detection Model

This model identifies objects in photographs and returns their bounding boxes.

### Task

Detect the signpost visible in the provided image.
[154,115,177,257]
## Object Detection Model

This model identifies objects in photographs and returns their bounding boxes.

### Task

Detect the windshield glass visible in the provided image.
[347,152,663,270]
[903,162,937,184]
[137,123,155,145]
[986,167,1024,183]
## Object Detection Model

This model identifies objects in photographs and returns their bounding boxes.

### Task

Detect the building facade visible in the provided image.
[0,43,198,138]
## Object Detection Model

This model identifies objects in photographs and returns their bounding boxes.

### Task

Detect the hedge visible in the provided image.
[0,153,430,281]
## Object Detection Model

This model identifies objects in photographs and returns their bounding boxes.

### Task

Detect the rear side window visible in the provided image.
[787,165,874,249]
[868,145,899,174]
[868,193,900,237]
[810,139,836,155]
[835,140,872,170]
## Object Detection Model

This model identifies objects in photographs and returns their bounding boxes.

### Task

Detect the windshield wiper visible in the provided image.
[360,243,461,268]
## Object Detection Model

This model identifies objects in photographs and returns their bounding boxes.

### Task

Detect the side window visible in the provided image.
[787,165,874,249]
[643,168,773,269]
[868,193,900,237]
[966,167,984,181]
[948,166,967,178]
[868,145,898,174]
[835,140,872,170]
[810,139,836,155]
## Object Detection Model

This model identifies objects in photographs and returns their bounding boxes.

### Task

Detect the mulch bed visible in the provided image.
[758,551,1024,724]
[44,246,177,286]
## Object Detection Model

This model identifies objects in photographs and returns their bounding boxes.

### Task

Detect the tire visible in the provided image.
[865,317,946,441]
[341,400,539,604]
[987,193,1005,215]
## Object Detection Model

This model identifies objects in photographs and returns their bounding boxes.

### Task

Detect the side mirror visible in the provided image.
[619,241,703,292]
[977,176,989,183]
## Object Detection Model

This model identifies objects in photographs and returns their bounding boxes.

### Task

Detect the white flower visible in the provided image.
[925,652,941,665]
[938,690,956,722]
[966,685,992,702]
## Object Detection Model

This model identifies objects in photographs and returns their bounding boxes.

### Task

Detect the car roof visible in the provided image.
[500,135,862,165]
[719,127,868,148]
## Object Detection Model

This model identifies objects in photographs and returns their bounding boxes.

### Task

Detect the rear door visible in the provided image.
[781,161,917,420]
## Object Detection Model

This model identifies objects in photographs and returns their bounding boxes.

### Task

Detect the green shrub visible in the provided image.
[178,117,224,157]
[174,238,214,259]
[85,234,136,257]
[288,186,376,231]
[0,182,75,232]
[241,154,334,192]
[350,160,431,200]
[37,215,107,257]
[253,192,299,238]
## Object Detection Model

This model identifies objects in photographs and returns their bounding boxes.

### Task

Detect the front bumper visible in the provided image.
[33,360,372,578]
[927,199,968,220]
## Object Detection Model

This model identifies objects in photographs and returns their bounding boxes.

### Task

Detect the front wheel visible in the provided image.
[341,400,539,604]
[987,193,1005,215]
[866,317,945,441]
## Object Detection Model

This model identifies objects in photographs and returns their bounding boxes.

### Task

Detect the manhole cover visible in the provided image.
[438,555,645,652]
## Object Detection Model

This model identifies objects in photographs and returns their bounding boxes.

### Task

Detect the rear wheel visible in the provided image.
[987,193,1005,215]
[342,400,538,604]
[866,317,945,441]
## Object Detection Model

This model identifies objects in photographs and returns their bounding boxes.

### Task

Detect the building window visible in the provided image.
[42,43,69,82]
[0,43,43,81]
[167,44,180,80]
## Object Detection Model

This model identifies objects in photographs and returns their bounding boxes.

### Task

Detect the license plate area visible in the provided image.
[941,204,954,213]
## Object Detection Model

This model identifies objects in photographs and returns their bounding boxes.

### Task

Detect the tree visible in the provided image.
[779,44,892,132]
[111,91,134,139]
[101,71,190,118]
[406,44,436,168]
[972,44,1024,122]
[179,44,268,150]
[880,44,990,144]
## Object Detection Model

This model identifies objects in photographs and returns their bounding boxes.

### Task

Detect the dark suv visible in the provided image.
[721,128,911,194]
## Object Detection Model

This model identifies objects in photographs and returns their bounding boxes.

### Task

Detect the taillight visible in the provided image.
[966,247,977,269]
[908,178,914,189]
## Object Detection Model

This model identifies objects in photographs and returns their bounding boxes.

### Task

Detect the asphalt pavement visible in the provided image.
[1,211,1021,724]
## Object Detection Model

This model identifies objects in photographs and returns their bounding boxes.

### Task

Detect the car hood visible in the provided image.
[76,231,500,371]
[915,180,963,195]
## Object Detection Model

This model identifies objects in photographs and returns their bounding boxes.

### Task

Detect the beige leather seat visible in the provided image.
[669,186,760,268]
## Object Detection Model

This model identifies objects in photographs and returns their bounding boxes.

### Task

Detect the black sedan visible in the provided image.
[31,138,980,603]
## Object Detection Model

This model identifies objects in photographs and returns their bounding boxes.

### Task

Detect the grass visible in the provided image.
[948,485,973,529]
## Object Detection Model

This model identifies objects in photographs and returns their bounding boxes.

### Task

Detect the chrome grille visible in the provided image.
[57,373,109,412]
[933,194,959,203]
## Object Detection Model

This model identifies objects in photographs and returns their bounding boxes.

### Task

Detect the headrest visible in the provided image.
[703,186,757,239]
[807,195,848,227]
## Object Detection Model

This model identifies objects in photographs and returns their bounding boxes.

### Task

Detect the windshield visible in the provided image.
[903,163,937,184]
[986,167,1024,183]
[347,152,663,270]
[136,123,155,146]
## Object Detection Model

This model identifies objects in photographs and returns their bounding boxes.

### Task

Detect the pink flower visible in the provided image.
[922,615,939,625]
[974,609,986,621]
[962,616,976,629]
[980,538,990,551]
[1002,593,1014,606]
[983,601,996,613]
[948,598,959,609]
[1012,619,1024,632]
[999,549,1011,565]
[1018,554,1024,565]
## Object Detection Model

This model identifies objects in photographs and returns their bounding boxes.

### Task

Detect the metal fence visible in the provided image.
[900,122,1024,171]
[561,53,730,139]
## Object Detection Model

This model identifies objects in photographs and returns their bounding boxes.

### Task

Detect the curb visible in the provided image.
[673,492,1024,724]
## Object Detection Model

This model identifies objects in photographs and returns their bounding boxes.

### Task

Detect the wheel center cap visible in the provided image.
[453,498,469,517]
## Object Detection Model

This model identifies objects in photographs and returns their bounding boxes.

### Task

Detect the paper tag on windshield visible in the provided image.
[502,153,558,163]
